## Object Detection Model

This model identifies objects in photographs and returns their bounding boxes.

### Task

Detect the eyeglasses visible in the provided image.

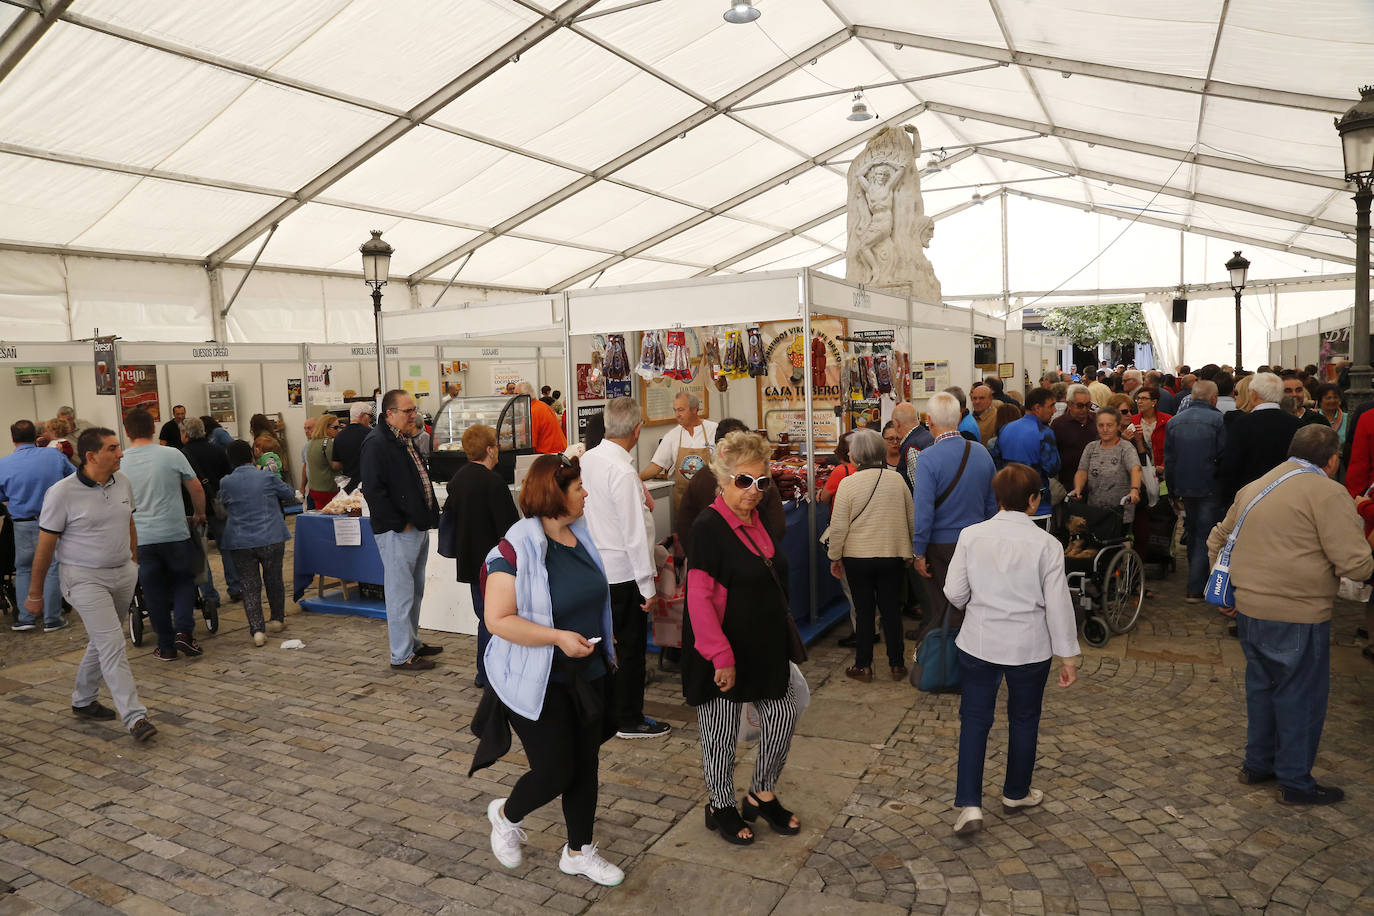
[732,473,771,492]
[883,435,900,443]
[389,407,417,415]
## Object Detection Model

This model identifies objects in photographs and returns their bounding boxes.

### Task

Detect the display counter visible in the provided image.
[780,500,849,641]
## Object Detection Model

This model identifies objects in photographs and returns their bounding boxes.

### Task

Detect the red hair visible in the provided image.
[518,454,580,519]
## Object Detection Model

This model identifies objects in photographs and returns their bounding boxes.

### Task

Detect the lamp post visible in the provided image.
[1336,86,1374,411]
[360,229,394,398]
[1225,250,1249,371]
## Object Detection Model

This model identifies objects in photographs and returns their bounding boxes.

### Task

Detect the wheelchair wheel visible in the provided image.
[129,597,145,647]
[0,577,15,616]
[203,599,219,634]
[1083,615,1110,648]
[1102,547,1145,634]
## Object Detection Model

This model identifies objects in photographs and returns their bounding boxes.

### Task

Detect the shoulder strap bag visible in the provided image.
[736,521,807,664]
[932,441,972,511]
[1206,460,1323,608]
[819,465,883,547]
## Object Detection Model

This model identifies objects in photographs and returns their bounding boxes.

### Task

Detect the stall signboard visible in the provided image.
[118,364,160,420]
[307,361,333,393]
[492,362,535,396]
[14,366,52,386]
[93,335,116,395]
[997,362,1015,379]
[911,359,950,395]
[756,316,846,446]
[1320,328,1349,382]
[606,377,630,399]
[576,405,603,442]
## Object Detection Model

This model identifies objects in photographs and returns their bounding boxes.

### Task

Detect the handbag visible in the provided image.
[1140,451,1161,507]
[1207,461,1323,608]
[737,524,807,664]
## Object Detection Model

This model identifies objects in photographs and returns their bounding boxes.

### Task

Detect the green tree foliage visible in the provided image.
[1041,302,1150,346]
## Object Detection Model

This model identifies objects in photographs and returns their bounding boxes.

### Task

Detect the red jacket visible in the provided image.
[1129,411,1171,467]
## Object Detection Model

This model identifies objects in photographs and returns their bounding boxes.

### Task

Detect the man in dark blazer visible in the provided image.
[1218,372,1301,506]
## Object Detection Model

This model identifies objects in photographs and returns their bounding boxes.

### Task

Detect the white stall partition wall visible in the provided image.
[0,342,120,454]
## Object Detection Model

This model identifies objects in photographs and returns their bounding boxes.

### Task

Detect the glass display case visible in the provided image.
[205,382,237,435]
[429,393,533,483]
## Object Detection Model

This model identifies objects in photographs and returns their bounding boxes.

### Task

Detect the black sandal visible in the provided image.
[742,792,800,835]
[704,803,754,845]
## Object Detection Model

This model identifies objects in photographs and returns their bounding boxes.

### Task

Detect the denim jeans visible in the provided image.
[375,528,429,665]
[14,519,62,626]
[1236,614,1330,792]
[137,538,197,653]
[955,649,1051,808]
[471,582,490,687]
[1182,496,1223,596]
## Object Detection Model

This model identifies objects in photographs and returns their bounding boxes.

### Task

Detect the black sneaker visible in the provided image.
[1280,783,1344,806]
[44,618,70,632]
[173,632,203,656]
[152,646,178,662]
[1238,766,1276,785]
[72,701,117,721]
[10,622,36,632]
[129,718,157,743]
[391,655,435,671]
[616,718,670,739]
[415,643,444,657]
[227,592,242,603]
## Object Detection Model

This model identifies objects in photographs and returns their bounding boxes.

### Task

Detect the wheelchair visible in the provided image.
[1055,499,1145,648]
[127,584,218,647]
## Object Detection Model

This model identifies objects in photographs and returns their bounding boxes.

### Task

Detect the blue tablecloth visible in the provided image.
[781,500,846,626]
[292,512,385,601]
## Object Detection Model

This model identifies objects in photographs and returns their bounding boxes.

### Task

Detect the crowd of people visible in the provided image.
[3,361,1370,887]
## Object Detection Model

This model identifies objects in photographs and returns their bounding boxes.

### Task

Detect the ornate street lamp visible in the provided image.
[1224,250,1249,370]
[1335,86,1374,409]
[360,229,394,397]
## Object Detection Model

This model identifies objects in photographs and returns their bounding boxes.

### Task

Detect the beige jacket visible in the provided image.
[1207,460,1373,623]
[827,467,914,561]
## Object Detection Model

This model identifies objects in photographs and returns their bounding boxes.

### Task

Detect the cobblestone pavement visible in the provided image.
[1,534,1373,914]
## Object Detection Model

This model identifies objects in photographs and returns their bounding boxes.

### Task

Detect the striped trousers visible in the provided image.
[695,679,799,809]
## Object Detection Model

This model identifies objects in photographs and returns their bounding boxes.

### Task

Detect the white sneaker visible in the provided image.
[252,631,266,647]
[1001,788,1044,813]
[953,806,983,836]
[559,843,624,886]
[487,798,526,868]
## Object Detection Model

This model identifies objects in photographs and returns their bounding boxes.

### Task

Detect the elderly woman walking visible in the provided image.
[684,431,801,845]
[218,441,298,644]
[827,428,913,681]
[945,463,1081,836]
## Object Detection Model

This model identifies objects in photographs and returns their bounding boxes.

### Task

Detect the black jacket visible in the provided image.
[331,422,370,492]
[443,461,519,583]
[1218,407,1301,505]
[360,422,439,534]
[183,438,232,498]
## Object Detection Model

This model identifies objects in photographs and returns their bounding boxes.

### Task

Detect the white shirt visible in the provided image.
[649,419,718,474]
[944,510,1081,664]
[580,439,656,599]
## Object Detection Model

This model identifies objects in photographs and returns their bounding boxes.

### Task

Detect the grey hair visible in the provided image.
[1288,424,1339,466]
[602,396,640,439]
[942,386,967,411]
[925,392,962,429]
[1066,383,1091,402]
[848,428,886,466]
[674,391,701,412]
[1123,368,1142,382]
[1040,370,1059,384]
[58,405,75,417]
[1190,380,1217,402]
[710,431,771,486]
[182,417,206,440]
[515,380,535,397]
[1249,372,1283,405]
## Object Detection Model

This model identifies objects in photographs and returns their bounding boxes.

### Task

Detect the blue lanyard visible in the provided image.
[1218,460,1323,564]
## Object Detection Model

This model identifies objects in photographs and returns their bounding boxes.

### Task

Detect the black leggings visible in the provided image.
[843,556,907,668]
[504,679,602,849]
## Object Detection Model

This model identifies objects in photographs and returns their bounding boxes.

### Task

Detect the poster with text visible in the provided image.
[605,377,630,400]
[492,362,536,396]
[118,364,160,420]
[576,362,604,401]
[576,405,603,442]
[93,335,116,395]
[911,359,949,395]
[755,316,846,447]
[286,379,302,405]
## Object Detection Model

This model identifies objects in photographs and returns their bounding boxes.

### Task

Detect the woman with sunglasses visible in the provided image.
[683,431,801,846]
[827,428,914,681]
[304,415,342,510]
[473,452,624,887]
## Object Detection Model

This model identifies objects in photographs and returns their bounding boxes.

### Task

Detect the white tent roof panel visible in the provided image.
[570,258,701,290]
[578,0,846,102]
[1211,2,1374,99]
[728,169,848,233]
[730,235,839,273]
[1029,74,1203,152]
[640,215,779,266]
[0,24,252,169]
[833,0,1006,45]
[1198,97,1346,177]
[615,117,805,207]
[155,81,392,190]
[0,251,70,341]
[250,203,480,274]
[72,179,282,256]
[456,236,609,289]
[431,29,701,171]
[1000,1,1221,77]
[518,183,700,253]
[1190,168,1338,222]
[0,154,141,246]
[66,258,212,341]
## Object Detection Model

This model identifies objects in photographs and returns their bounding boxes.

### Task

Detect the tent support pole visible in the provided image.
[220,223,278,320]
[561,294,574,443]
[802,271,817,625]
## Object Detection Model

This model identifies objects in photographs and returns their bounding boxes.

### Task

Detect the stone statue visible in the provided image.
[846,126,941,302]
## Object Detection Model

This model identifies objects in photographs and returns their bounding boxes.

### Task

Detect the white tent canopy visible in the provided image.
[0,0,1368,358]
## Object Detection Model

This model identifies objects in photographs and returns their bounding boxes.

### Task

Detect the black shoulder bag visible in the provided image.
[735,522,808,664]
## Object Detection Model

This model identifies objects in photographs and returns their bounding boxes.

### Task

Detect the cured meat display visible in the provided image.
[662,329,693,381]
[746,326,767,378]
[636,330,666,380]
[604,334,630,380]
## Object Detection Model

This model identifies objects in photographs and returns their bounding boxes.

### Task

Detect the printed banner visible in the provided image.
[755,316,847,447]
[93,335,116,396]
[286,379,302,405]
[492,362,535,396]
[118,364,160,420]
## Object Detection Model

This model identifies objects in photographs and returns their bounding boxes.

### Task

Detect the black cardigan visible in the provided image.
[1218,408,1301,504]
[359,423,439,534]
[443,461,519,583]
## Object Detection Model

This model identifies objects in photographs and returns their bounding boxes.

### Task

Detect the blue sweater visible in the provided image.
[912,435,998,554]
[994,414,1060,516]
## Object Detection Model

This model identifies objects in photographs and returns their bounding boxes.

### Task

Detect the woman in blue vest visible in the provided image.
[471,452,624,888]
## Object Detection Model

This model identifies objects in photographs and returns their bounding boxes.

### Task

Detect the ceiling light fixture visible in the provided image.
[723,0,760,24]
[847,91,873,122]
